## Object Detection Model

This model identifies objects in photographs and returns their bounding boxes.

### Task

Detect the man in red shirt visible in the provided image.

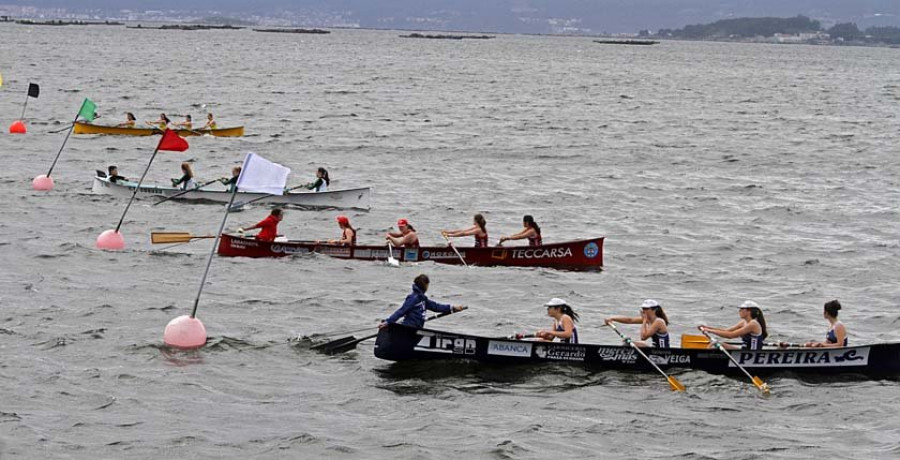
[239,208,283,242]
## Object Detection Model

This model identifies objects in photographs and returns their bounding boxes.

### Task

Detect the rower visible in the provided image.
[329,215,356,246]
[148,113,171,130]
[107,165,128,184]
[386,218,419,247]
[116,112,136,128]
[801,300,848,348]
[176,114,192,130]
[171,162,196,190]
[536,298,579,343]
[699,300,768,350]
[605,299,670,348]
[304,167,330,192]
[378,274,464,329]
[442,213,488,247]
[499,215,542,247]
[238,208,283,242]
[201,113,217,130]
[219,166,241,192]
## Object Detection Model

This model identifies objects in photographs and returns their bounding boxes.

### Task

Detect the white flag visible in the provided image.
[236,152,290,195]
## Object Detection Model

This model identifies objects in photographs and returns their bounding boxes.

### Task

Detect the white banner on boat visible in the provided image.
[729,347,870,368]
[237,152,290,195]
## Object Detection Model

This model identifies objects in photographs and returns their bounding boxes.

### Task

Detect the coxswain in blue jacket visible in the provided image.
[379,274,464,329]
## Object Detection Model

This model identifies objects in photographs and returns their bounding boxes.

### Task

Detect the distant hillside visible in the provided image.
[657,15,900,45]
[3,0,900,33]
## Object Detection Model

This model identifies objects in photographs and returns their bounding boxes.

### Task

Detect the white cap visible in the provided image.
[739,300,760,310]
[545,298,568,307]
[641,299,660,309]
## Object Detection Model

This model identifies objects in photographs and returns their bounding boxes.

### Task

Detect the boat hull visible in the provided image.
[217,233,604,271]
[74,121,244,137]
[91,176,371,210]
[374,324,900,378]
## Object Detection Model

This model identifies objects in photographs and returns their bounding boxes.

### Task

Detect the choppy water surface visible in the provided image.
[1,25,900,458]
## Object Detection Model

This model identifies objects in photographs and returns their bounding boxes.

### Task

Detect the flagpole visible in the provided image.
[45,115,79,178]
[114,144,161,233]
[190,187,239,318]
[19,82,30,121]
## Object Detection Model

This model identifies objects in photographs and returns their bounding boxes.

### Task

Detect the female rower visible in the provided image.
[305,167,330,192]
[238,208,283,242]
[802,300,848,348]
[386,218,419,248]
[171,162,196,190]
[148,113,171,130]
[219,166,241,192]
[329,215,356,246]
[116,112,136,128]
[698,300,768,350]
[499,215,542,247]
[201,113,217,130]
[604,299,670,348]
[442,214,488,247]
[107,165,128,183]
[176,114,192,130]
[536,298,579,344]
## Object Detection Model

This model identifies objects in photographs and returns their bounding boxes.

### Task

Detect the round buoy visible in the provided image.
[164,315,207,349]
[9,120,26,134]
[96,229,125,250]
[32,175,54,191]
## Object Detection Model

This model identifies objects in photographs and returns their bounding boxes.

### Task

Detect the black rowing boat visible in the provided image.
[374,324,900,378]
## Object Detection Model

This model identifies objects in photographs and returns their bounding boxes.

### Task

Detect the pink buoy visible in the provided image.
[96,229,125,250]
[32,174,54,191]
[164,315,207,349]
[9,120,26,134]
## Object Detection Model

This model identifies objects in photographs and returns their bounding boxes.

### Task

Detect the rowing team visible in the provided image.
[380,279,848,350]
[106,164,331,194]
[111,112,218,130]
[238,210,549,248]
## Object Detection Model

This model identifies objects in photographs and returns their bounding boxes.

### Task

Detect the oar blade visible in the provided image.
[151,232,194,244]
[310,335,357,352]
[668,376,686,392]
[752,376,771,394]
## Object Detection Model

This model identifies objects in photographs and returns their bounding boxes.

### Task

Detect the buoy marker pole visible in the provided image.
[190,187,239,318]
[113,145,161,233]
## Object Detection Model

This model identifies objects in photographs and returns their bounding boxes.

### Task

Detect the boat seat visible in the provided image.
[96,170,107,178]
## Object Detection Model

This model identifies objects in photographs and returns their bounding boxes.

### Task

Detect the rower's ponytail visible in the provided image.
[560,305,579,323]
[653,306,669,325]
[750,307,767,340]
[524,215,541,235]
[474,214,487,233]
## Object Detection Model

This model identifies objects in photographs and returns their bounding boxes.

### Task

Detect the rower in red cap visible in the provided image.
[329,215,357,246]
[386,218,419,247]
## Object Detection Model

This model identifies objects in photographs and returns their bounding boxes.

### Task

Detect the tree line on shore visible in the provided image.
[652,15,900,44]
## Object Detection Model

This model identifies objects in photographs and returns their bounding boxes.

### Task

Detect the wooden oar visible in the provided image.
[700,330,771,394]
[386,241,400,267]
[681,334,796,349]
[607,323,686,392]
[152,178,221,206]
[313,307,467,355]
[441,233,469,267]
[150,232,215,244]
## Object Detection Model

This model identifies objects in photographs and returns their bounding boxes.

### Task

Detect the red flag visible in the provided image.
[157,129,189,152]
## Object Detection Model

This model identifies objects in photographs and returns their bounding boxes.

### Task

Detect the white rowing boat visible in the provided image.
[91,175,372,210]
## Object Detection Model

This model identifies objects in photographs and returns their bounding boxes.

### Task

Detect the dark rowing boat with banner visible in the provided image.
[374,324,900,378]
[217,234,604,270]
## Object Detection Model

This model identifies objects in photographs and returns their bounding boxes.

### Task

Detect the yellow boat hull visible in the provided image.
[73,121,244,137]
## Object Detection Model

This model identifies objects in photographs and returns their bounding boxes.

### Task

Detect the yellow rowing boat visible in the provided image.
[73,121,244,137]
